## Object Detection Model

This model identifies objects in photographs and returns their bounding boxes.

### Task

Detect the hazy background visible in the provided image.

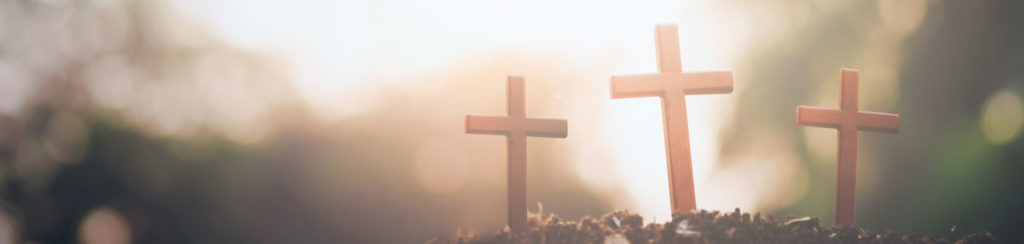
[0,0,1022,243]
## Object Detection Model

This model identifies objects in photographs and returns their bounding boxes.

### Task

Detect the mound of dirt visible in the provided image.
[433,209,996,244]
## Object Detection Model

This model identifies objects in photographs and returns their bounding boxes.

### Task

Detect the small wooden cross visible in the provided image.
[610,24,733,213]
[796,68,900,226]
[465,76,568,232]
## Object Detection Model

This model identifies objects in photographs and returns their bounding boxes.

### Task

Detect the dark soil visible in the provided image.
[432,209,997,244]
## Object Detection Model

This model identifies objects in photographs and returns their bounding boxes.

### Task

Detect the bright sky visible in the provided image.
[169,0,752,222]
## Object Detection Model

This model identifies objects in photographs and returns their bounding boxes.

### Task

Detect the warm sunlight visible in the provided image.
[169,0,755,222]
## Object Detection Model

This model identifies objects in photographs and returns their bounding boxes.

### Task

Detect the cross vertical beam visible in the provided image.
[508,76,526,117]
[465,76,568,232]
[656,24,682,73]
[507,128,527,232]
[506,76,527,233]
[835,69,859,226]
[835,123,859,226]
[796,68,900,226]
[662,91,695,212]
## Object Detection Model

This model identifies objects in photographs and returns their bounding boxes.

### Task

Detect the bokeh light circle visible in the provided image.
[980,89,1024,145]
[78,207,131,244]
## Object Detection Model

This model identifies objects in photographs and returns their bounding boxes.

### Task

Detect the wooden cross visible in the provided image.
[610,24,733,213]
[796,68,900,226]
[465,75,568,232]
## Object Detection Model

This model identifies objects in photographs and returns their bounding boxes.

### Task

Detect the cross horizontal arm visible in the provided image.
[796,106,842,128]
[857,112,900,133]
[610,74,667,98]
[610,72,734,98]
[680,71,733,95]
[465,115,511,135]
[524,118,568,138]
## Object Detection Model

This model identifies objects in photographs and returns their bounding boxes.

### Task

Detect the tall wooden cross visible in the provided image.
[610,24,733,213]
[465,76,568,232]
[796,68,900,226]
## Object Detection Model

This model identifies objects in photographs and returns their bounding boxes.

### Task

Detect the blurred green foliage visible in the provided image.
[0,0,1022,243]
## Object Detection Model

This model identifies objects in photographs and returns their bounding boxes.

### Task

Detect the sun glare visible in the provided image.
[171,0,753,223]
